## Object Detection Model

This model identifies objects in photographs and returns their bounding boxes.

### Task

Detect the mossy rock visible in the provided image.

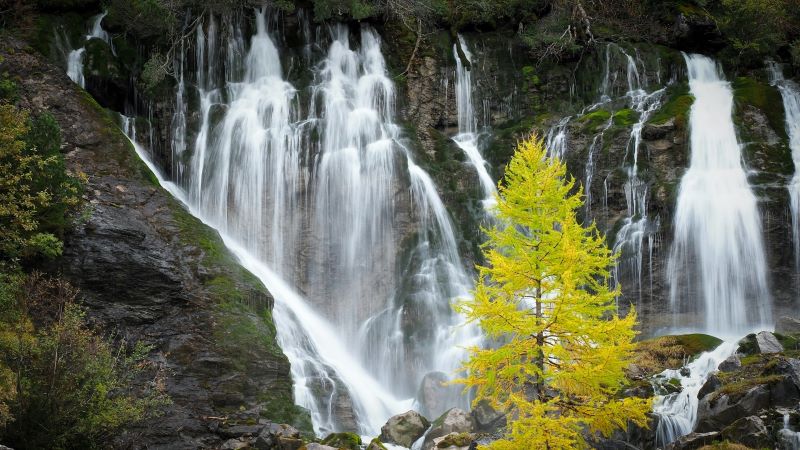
[612,108,637,127]
[633,333,722,375]
[437,432,474,448]
[732,76,787,140]
[578,109,612,131]
[367,438,388,450]
[649,82,694,130]
[321,432,362,449]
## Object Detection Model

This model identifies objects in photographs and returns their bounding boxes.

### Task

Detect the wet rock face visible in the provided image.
[0,37,298,449]
[422,408,474,450]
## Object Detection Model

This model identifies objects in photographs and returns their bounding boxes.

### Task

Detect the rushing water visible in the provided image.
[767,62,800,270]
[155,10,479,436]
[652,342,737,447]
[667,54,771,337]
[63,12,113,88]
[451,35,496,209]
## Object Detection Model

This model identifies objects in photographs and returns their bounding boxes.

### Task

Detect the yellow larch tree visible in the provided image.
[455,135,651,449]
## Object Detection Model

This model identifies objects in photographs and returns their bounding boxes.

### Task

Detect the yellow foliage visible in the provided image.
[455,135,651,449]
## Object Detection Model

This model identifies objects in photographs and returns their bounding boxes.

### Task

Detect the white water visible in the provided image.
[767,62,800,270]
[667,54,771,337]
[162,11,477,435]
[452,35,496,209]
[652,342,737,447]
[64,12,113,88]
[780,412,800,450]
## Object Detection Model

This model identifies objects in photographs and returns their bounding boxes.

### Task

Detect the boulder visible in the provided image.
[720,416,772,448]
[665,431,719,450]
[422,408,474,450]
[697,373,721,400]
[717,355,741,372]
[696,385,771,432]
[219,424,265,438]
[321,432,361,450]
[303,445,337,450]
[756,331,784,353]
[432,432,474,450]
[379,410,430,448]
[220,439,249,450]
[416,372,461,419]
[254,424,303,450]
[471,400,506,432]
[366,438,388,450]
[777,316,800,334]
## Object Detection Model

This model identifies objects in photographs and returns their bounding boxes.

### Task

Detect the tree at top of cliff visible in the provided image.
[455,135,651,449]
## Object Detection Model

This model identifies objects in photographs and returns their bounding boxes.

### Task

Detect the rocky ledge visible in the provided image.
[0,37,308,449]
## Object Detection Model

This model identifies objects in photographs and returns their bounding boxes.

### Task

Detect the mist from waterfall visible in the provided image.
[667,53,771,337]
[160,10,478,436]
[767,62,800,270]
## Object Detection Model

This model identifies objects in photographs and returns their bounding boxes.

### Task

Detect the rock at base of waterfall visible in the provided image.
[664,431,719,450]
[697,373,721,400]
[720,416,771,448]
[320,432,361,449]
[379,410,431,448]
[366,438,388,450]
[416,371,461,419]
[421,408,474,450]
[432,432,475,450]
[717,354,741,372]
[756,331,784,353]
[777,316,800,333]
[221,439,250,450]
[254,423,302,450]
[471,400,506,432]
[303,444,337,450]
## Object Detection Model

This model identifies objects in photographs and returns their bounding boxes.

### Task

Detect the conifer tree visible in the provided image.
[456,135,651,449]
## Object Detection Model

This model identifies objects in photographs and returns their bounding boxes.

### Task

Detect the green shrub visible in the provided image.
[0,273,170,449]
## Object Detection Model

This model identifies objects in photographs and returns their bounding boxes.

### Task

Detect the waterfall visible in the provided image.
[610,47,665,305]
[652,342,737,447]
[63,12,113,88]
[767,62,800,270]
[667,54,771,337]
[452,35,496,209]
[156,10,478,436]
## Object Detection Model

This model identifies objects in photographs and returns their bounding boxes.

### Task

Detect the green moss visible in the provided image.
[673,333,724,355]
[368,438,388,450]
[649,82,694,129]
[774,332,800,351]
[732,76,787,140]
[437,432,474,447]
[613,108,637,127]
[578,109,612,131]
[322,432,362,449]
[259,390,314,437]
[715,374,784,397]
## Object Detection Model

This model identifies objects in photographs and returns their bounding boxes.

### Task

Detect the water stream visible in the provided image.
[667,54,772,337]
[63,12,113,88]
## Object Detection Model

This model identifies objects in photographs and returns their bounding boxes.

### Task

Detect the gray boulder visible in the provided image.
[756,331,784,353]
[422,408,474,450]
[697,373,721,400]
[665,431,719,450]
[718,355,741,372]
[254,423,303,450]
[471,400,506,432]
[777,316,800,334]
[720,416,772,448]
[379,410,430,448]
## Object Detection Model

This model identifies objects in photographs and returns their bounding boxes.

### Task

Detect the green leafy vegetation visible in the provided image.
[0,273,170,449]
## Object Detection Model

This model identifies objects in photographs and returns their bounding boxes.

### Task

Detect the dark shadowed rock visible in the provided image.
[380,410,430,448]
[720,416,772,448]
[471,400,506,432]
[697,373,721,400]
[665,431,719,450]
[718,355,741,372]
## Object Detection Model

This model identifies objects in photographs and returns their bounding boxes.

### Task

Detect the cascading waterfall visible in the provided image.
[610,47,665,304]
[767,62,800,270]
[62,12,113,88]
[452,35,496,208]
[652,342,737,447]
[159,10,478,436]
[667,54,772,337]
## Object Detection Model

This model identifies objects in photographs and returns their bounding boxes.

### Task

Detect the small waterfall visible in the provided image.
[667,54,772,336]
[452,35,496,209]
[652,342,737,447]
[63,12,113,88]
[780,412,800,450]
[162,10,477,435]
[611,47,665,304]
[545,116,570,160]
[767,62,800,270]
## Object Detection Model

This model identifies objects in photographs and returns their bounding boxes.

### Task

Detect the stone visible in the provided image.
[665,431,719,450]
[471,400,506,432]
[717,354,741,372]
[756,331,784,353]
[432,432,474,450]
[422,408,474,450]
[255,424,303,450]
[218,423,265,438]
[320,432,361,450]
[380,410,430,448]
[416,371,461,419]
[697,373,721,399]
[777,316,800,333]
[720,416,772,448]
[303,444,337,450]
[366,438,388,450]
[221,439,250,450]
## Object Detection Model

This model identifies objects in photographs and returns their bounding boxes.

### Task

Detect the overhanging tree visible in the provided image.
[456,135,651,449]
